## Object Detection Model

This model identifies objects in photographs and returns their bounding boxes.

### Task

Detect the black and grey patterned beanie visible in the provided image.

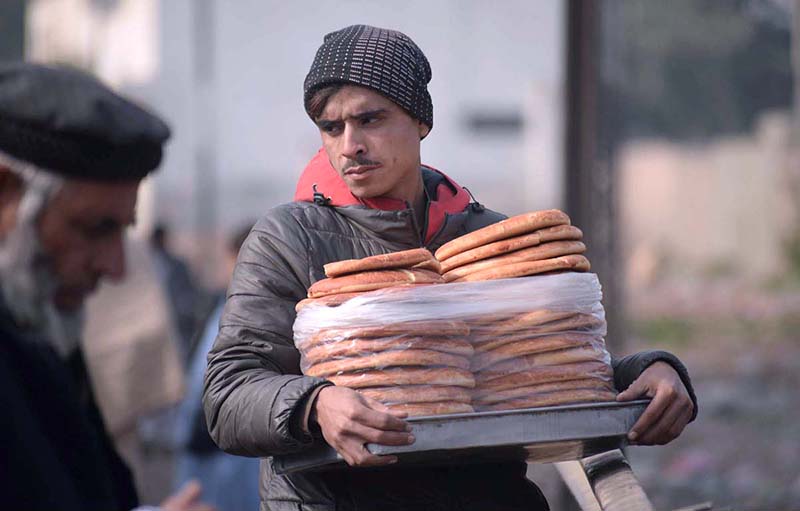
[304,24,433,131]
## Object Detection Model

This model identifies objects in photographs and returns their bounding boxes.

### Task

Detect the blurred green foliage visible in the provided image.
[604,0,793,141]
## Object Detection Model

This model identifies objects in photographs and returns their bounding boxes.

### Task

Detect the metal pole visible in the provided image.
[564,0,625,354]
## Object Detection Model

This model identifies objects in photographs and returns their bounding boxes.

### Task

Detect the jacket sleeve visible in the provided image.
[611,350,698,422]
[202,211,332,457]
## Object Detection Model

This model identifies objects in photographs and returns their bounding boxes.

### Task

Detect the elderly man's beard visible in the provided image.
[0,170,83,358]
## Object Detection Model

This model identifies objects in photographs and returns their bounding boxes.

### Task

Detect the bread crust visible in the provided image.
[305,349,471,378]
[327,367,476,389]
[358,385,473,404]
[476,388,617,411]
[472,314,604,347]
[386,401,475,416]
[308,268,444,298]
[451,255,590,283]
[303,320,471,347]
[443,241,586,282]
[435,210,570,261]
[295,292,363,312]
[302,336,474,364]
[472,377,614,404]
[324,248,435,278]
[474,344,606,376]
[473,361,612,393]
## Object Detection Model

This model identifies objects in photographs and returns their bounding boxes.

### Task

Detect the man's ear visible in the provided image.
[418,121,430,140]
[0,165,24,238]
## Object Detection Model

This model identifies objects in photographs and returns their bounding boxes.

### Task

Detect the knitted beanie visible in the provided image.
[304,25,433,131]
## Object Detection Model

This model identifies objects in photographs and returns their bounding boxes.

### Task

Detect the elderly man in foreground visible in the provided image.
[0,62,212,511]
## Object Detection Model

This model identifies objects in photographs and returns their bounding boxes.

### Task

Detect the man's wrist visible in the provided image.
[302,384,331,436]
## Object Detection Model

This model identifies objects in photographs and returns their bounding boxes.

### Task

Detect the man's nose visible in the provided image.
[341,124,366,158]
[94,233,126,281]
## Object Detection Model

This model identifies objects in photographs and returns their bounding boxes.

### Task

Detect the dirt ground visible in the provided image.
[622,280,800,510]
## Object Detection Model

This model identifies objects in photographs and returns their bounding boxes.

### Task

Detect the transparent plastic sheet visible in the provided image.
[294,273,616,415]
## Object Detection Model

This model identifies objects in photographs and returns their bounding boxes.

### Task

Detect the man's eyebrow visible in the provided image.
[315,118,341,129]
[352,109,387,120]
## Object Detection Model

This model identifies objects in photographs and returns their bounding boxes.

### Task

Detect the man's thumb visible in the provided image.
[616,379,643,401]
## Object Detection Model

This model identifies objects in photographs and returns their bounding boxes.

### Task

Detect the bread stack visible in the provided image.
[435,210,617,411]
[297,248,476,416]
[435,210,589,283]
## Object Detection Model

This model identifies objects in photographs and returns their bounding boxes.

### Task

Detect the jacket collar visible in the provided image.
[293,148,470,243]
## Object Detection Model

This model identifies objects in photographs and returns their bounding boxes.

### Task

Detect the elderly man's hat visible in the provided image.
[0,62,170,180]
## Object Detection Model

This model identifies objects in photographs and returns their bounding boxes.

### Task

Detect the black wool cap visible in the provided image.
[0,62,170,181]
[304,25,433,131]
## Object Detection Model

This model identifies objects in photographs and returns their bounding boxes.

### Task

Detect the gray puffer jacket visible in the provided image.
[203,156,696,511]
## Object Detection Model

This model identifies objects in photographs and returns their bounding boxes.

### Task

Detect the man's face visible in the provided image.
[316,85,430,200]
[37,179,139,311]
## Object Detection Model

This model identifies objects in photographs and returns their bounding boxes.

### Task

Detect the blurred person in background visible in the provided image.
[173,222,259,511]
[0,62,213,511]
[150,222,205,363]
[203,25,698,510]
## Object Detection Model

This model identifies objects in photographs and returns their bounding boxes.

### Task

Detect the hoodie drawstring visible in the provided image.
[312,183,331,207]
[462,186,485,213]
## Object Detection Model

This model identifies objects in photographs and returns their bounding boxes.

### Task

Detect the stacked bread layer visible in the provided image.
[435,210,590,283]
[296,210,616,416]
[298,249,474,416]
[436,210,615,410]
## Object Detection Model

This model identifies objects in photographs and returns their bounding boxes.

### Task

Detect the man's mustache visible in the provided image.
[342,156,380,171]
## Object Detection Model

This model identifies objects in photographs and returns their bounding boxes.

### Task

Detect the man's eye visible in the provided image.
[320,124,341,134]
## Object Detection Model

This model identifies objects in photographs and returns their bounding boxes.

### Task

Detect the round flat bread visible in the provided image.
[472,336,603,372]
[439,225,583,274]
[443,241,586,282]
[305,349,471,378]
[474,361,613,393]
[435,210,570,262]
[451,254,590,283]
[386,401,475,416]
[471,310,576,336]
[473,330,598,355]
[475,345,608,381]
[308,268,444,298]
[302,337,473,365]
[328,367,475,389]
[476,388,618,412]
[358,385,472,405]
[472,377,614,404]
[324,248,435,278]
[466,312,520,327]
[304,320,471,347]
[295,292,363,313]
[472,313,604,345]
[412,258,442,273]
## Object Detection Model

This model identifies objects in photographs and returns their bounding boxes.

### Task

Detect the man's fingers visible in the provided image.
[339,438,398,467]
[627,385,669,442]
[362,396,410,420]
[616,378,646,401]
[353,404,411,432]
[636,398,685,445]
[347,422,415,446]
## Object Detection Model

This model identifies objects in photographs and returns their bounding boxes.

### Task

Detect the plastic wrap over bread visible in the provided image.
[294,273,616,415]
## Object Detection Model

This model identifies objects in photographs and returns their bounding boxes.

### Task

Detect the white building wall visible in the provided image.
[25,0,566,240]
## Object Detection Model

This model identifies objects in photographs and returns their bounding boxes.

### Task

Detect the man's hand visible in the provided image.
[311,386,415,467]
[161,480,217,511]
[616,361,694,445]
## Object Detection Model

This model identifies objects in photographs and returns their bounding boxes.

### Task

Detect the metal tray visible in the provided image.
[273,400,648,475]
